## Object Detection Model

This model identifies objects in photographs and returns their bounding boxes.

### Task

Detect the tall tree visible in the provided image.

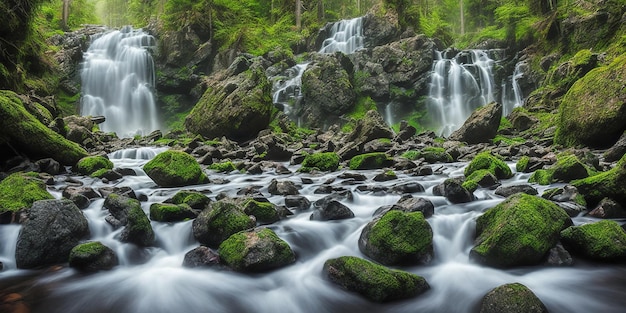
[62,0,71,30]
[296,0,302,29]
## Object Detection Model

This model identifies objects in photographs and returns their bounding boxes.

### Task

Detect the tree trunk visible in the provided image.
[460,0,465,35]
[296,0,302,30]
[62,0,72,30]
[317,0,324,21]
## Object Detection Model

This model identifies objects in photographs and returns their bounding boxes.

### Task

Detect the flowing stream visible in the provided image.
[80,26,160,137]
[1,147,625,313]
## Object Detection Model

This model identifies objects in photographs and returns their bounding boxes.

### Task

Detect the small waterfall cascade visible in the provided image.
[80,26,160,137]
[427,50,497,137]
[271,63,309,116]
[319,16,364,54]
[501,61,525,116]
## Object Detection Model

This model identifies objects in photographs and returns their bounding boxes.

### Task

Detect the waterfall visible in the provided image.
[427,50,496,137]
[272,63,309,117]
[80,26,160,138]
[319,17,364,54]
[501,61,525,116]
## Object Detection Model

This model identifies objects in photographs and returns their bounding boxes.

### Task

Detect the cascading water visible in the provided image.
[501,61,525,116]
[427,50,497,137]
[80,26,160,137]
[271,17,365,118]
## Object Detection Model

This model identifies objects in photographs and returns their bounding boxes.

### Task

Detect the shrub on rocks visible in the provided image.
[323,256,430,302]
[69,241,118,272]
[470,193,572,268]
[143,150,209,187]
[219,227,295,272]
[560,220,626,262]
[359,210,433,265]
[479,283,549,313]
[0,172,53,223]
[192,201,255,247]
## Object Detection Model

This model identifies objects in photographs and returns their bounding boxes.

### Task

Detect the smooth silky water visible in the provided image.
[1,147,625,313]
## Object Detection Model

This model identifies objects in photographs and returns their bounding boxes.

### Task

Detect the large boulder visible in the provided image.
[143,150,209,187]
[323,256,430,302]
[479,283,549,313]
[560,220,626,262]
[348,152,393,170]
[359,210,433,265]
[572,153,626,207]
[0,172,54,224]
[433,178,474,203]
[182,246,220,268]
[310,200,355,221]
[299,152,340,172]
[555,54,626,148]
[0,90,87,165]
[16,199,90,269]
[74,155,114,177]
[470,193,572,268]
[300,53,356,127]
[68,241,119,272]
[103,194,155,246]
[149,203,198,222]
[192,201,256,247]
[218,227,295,272]
[339,110,394,159]
[362,12,400,48]
[465,151,513,180]
[449,102,502,144]
[184,59,273,142]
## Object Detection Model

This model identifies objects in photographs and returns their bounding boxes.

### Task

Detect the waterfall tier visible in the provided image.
[80,26,160,138]
[319,17,364,54]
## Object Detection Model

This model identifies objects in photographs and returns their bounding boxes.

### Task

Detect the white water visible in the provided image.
[272,63,309,117]
[427,50,497,137]
[319,17,364,54]
[1,147,625,312]
[501,61,525,116]
[80,26,160,138]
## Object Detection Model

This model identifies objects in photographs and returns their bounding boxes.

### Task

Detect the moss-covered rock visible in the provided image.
[168,190,211,210]
[348,152,393,170]
[218,227,295,272]
[464,151,513,180]
[299,152,340,172]
[530,154,595,185]
[420,147,454,163]
[192,201,256,247]
[75,155,114,177]
[69,241,119,272]
[359,210,433,265]
[149,203,197,222]
[323,256,430,302]
[242,199,280,224]
[433,178,475,203]
[470,193,572,268]
[479,283,549,313]
[208,161,238,173]
[449,102,502,144]
[462,169,499,192]
[572,153,626,207]
[555,54,626,148]
[0,90,88,165]
[103,194,155,246]
[143,150,209,187]
[560,220,626,262]
[516,156,531,173]
[528,169,552,185]
[0,172,54,223]
[184,60,273,142]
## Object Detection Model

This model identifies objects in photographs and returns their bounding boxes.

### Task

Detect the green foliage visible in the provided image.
[342,96,377,133]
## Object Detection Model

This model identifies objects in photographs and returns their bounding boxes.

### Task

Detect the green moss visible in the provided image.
[493,135,526,146]
[464,151,513,179]
[70,241,108,258]
[170,190,210,209]
[471,193,572,267]
[349,152,393,170]
[421,147,453,163]
[401,150,420,160]
[561,220,626,261]
[572,153,626,207]
[571,49,593,67]
[528,169,552,185]
[528,154,594,185]
[516,156,530,173]
[75,155,114,176]
[200,201,256,246]
[143,150,209,187]
[299,152,340,172]
[462,169,493,192]
[149,203,196,222]
[366,210,432,264]
[342,96,377,133]
[120,196,155,246]
[208,161,237,173]
[0,172,53,215]
[323,256,429,302]
[242,199,279,224]
[218,228,295,272]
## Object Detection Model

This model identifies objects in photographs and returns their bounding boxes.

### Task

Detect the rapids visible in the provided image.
[1,147,625,313]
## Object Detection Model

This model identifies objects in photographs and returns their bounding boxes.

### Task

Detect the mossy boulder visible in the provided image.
[192,201,256,247]
[184,60,273,142]
[479,283,549,313]
[299,152,340,172]
[420,147,454,163]
[143,150,209,187]
[218,227,295,272]
[555,54,626,148]
[75,155,114,177]
[433,178,474,203]
[69,241,118,272]
[359,210,433,265]
[149,203,198,222]
[560,220,626,262]
[103,194,155,246]
[572,153,626,207]
[349,152,393,170]
[208,161,238,173]
[16,199,90,269]
[528,154,594,185]
[0,172,54,223]
[464,151,512,180]
[168,190,211,210]
[470,193,572,268]
[462,169,499,192]
[0,90,88,165]
[323,256,430,302]
[242,199,280,224]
